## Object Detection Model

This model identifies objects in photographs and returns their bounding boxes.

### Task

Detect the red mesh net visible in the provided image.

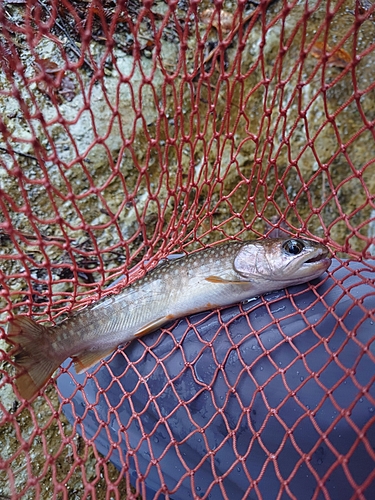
[0,0,375,498]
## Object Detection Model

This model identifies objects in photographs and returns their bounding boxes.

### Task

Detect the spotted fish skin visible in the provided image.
[6,237,331,400]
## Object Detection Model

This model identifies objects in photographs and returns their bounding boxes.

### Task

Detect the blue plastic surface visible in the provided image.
[58,259,375,499]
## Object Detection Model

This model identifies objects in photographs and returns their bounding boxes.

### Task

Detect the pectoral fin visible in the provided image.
[205,275,249,285]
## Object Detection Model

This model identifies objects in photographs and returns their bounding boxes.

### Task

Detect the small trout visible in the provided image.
[6,237,331,400]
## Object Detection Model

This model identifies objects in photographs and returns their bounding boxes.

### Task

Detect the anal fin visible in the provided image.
[73,316,175,372]
[73,347,116,374]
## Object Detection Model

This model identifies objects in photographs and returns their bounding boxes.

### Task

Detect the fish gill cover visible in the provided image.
[0,0,374,499]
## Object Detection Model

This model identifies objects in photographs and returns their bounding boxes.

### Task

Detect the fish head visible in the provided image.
[234,238,331,285]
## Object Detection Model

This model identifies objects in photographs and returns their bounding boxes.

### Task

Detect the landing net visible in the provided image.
[0,1,374,499]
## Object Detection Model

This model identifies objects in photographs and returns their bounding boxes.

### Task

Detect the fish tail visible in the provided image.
[6,316,61,400]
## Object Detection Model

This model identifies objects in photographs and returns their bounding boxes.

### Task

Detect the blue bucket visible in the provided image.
[58,259,375,499]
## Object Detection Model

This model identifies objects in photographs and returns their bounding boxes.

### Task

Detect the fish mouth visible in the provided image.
[300,250,331,275]
[268,244,331,284]
[305,253,328,264]
[302,247,330,265]
[277,249,331,284]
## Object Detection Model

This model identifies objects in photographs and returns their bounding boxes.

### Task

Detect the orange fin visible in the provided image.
[72,347,116,374]
[134,316,173,338]
[6,316,60,401]
[73,315,173,371]
[205,275,249,285]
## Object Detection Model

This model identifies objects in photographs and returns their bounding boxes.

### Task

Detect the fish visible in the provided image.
[6,237,331,400]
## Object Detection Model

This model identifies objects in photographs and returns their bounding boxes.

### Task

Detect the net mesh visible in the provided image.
[0,0,374,498]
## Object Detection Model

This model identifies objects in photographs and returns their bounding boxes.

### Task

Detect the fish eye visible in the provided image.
[282,239,305,255]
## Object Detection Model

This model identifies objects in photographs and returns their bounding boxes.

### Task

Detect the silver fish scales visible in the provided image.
[6,237,331,400]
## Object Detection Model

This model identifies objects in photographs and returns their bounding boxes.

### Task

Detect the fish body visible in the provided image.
[6,237,331,400]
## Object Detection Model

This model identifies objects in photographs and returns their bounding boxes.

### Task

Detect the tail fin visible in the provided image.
[6,316,61,400]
